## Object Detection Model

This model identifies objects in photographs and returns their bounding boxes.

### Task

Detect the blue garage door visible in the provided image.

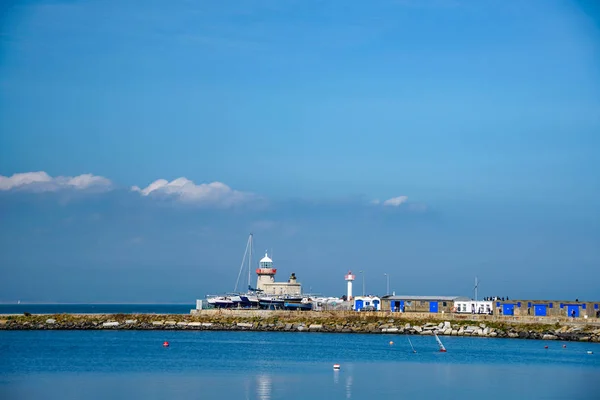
[534,305,547,316]
[430,301,439,313]
[503,304,515,316]
[355,300,363,311]
[567,305,580,317]
[391,301,400,312]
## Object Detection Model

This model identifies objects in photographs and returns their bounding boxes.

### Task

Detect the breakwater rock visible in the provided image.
[1,314,599,343]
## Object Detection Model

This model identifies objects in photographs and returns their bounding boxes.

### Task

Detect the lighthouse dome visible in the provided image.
[260,253,272,263]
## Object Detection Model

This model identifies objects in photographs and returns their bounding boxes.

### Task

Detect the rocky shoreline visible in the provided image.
[1,313,599,342]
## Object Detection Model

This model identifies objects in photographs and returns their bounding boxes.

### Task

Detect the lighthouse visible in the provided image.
[345,271,355,301]
[256,252,277,292]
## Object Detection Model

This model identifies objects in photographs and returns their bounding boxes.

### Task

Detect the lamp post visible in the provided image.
[384,273,390,296]
[359,270,365,296]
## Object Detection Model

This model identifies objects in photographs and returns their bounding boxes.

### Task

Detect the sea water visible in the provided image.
[0,330,598,400]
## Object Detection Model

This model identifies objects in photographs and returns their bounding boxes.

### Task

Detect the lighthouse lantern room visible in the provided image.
[256,252,277,291]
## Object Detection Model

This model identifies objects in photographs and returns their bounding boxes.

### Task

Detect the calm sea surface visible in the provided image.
[0,303,194,314]
[0,330,598,400]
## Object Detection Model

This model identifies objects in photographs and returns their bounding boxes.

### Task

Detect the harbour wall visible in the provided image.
[191,309,600,326]
[1,311,600,343]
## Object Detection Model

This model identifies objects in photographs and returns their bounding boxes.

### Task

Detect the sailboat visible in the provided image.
[205,233,311,310]
[207,234,260,309]
[434,333,447,352]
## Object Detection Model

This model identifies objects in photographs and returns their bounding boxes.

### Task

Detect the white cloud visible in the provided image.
[0,171,112,192]
[382,195,409,207]
[132,177,256,207]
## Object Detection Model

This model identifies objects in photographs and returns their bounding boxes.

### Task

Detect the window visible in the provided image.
[442,302,447,307]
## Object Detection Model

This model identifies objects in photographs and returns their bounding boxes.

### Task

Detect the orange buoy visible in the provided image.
[333,364,340,370]
[163,341,169,347]
[389,341,394,345]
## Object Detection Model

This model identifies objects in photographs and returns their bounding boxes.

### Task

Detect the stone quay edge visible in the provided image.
[1,311,600,343]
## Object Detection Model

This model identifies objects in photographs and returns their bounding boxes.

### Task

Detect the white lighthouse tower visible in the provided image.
[256,252,277,292]
[345,271,355,301]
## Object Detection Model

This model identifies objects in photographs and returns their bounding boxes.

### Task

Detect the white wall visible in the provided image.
[454,301,493,314]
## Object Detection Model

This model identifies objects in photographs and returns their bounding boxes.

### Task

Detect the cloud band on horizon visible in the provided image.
[1,171,421,210]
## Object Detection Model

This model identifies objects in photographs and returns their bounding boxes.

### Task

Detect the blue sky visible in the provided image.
[1,0,599,302]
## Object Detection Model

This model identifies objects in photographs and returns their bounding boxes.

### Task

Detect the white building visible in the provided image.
[353,296,381,311]
[454,300,493,314]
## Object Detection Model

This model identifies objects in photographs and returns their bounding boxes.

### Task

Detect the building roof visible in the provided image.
[383,295,470,301]
[259,252,272,263]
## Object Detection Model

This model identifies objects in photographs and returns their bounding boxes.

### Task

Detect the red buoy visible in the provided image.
[544,345,548,349]
[163,341,169,347]
[562,345,567,348]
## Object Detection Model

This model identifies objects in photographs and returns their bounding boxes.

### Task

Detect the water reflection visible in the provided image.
[333,370,339,385]
[345,375,353,399]
[243,376,251,400]
[256,374,272,400]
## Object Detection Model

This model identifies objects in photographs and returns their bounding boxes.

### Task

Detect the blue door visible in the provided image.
[503,304,515,316]
[400,300,405,312]
[567,305,579,317]
[373,300,380,310]
[534,305,547,316]
[354,300,363,311]
[430,301,439,313]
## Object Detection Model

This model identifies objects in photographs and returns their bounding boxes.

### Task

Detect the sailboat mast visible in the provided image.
[234,234,251,293]
[408,337,416,353]
[248,233,253,290]
[435,333,447,352]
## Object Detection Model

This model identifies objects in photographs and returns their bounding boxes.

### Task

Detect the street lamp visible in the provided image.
[359,270,365,296]
[384,273,390,296]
